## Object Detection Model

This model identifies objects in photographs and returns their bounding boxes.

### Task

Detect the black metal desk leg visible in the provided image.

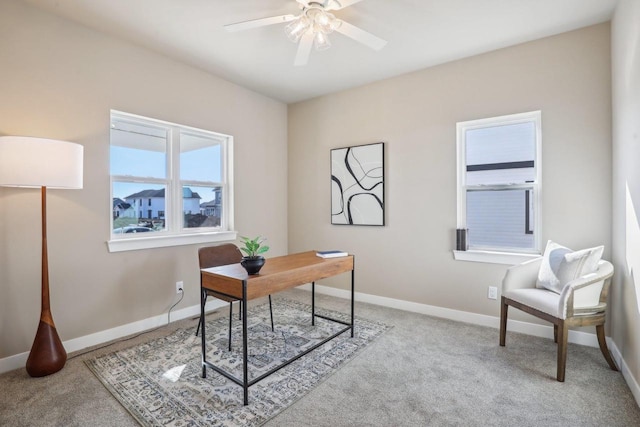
[269,295,274,332]
[351,266,355,338]
[228,302,233,351]
[311,281,315,326]
[200,286,207,378]
[242,280,249,405]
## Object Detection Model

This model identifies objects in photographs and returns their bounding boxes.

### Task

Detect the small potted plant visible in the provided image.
[239,235,269,275]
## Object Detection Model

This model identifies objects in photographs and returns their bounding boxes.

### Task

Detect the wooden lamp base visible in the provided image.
[26,319,67,377]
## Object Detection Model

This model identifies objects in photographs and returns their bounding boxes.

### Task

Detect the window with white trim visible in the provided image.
[456,111,541,254]
[108,111,235,252]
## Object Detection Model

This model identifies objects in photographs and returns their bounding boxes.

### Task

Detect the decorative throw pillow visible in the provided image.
[535,240,604,294]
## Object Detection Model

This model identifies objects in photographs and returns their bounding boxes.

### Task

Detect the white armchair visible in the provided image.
[499,252,618,382]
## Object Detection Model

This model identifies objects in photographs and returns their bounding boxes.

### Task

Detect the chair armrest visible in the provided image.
[502,257,543,293]
[558,260,614,317]
[568,260,614,291]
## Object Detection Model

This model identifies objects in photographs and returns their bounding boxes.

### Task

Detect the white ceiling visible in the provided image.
[22,0,618,103]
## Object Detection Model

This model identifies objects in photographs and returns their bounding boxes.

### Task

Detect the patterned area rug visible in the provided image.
[86,299,389,426]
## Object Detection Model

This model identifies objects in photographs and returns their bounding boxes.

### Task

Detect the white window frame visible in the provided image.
[454,111,542,265]
[107,110,236,252]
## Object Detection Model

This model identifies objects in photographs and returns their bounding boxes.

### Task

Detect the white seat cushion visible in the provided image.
[504,288,562,318]
[536,240,603,294]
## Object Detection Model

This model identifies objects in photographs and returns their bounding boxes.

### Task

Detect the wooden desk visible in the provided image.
[200,251,355,405]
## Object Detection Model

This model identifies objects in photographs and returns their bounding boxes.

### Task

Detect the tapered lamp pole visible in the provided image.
[24,187,67,376]
[0,136,83,377]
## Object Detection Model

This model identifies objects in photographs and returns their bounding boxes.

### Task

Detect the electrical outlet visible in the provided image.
[176,281,184,294]
[488,286,498,300]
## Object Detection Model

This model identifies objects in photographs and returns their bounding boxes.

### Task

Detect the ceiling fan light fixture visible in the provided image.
[314,10,331,27]
[308,8,336,34]
[284,15,310,42]
[314,31,331,51]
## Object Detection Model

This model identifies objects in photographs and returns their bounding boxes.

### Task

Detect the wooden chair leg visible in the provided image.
[557,321,568,382]
[554,324,558,343]
[499,297,508,346]
[596,324,618,371]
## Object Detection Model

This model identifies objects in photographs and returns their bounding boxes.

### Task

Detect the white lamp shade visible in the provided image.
[0,136,83,189]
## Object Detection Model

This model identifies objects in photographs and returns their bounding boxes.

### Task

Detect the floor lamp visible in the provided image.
[0,136,83,377]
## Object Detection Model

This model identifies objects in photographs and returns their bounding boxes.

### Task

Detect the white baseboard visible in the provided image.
[2,284,639,410]
[0,298,227,375]
[608,339,640,408]
[301,283,600,347]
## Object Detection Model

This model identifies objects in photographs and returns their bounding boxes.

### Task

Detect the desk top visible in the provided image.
[201,251,354,300]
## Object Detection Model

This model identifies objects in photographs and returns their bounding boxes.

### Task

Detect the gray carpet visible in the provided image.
[1,289,639,426]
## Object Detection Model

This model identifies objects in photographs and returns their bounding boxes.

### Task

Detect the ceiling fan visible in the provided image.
[224,0,387,66]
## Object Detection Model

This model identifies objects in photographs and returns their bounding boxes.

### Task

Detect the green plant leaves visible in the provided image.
[240,235,269,258]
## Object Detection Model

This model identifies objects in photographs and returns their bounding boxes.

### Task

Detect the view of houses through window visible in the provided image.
[110,111,231,236]
[112,187,222,231]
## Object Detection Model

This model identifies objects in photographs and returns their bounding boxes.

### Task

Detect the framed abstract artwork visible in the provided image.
[331,142,385,226]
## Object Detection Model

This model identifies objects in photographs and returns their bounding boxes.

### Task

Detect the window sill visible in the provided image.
[453,249,540,265]
[107,230,238,253]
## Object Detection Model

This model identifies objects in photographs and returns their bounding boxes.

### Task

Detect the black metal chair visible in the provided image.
[196,244,274,350]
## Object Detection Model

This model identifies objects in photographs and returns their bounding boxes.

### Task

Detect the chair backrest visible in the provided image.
[198,244,242,269]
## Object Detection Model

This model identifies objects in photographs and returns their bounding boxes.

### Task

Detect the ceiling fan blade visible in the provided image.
[325,0,365,11]
[224,14,296,32]
[334,20,387,51]
[294,32,314,66]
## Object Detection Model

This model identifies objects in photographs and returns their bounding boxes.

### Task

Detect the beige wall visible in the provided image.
[288,24,612,321]
[0,0,288,358]
[611,0,640,388]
